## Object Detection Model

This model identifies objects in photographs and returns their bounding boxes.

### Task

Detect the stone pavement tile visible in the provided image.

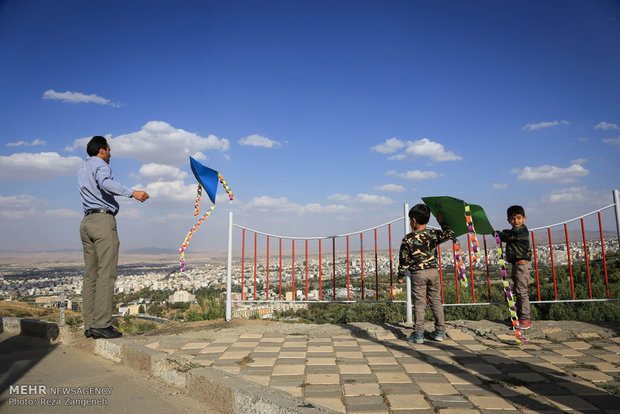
[219,350,251,359]
[428,394,474,409]
[260,335,285,342]
[240,366,272,376]
[339,364,372,374]
[366,356,398,365]
[380,383,421,395]
[250,351,280,359]
[572,369,615,382]
[463,343,490,351]
[308,345,334,353]
[247,357,276,366]
[387,394,431,410]
[437,409,481,414]
[254,345,281,352]
[558,380,610,396]
[508,372,547,383]
[604,345,620,353]
[272,385,302,397]
[553,348,585,357]
[375,371,411,384]
[307,365,340,374]
[425,354,457,365]
[370,364,406,373]
[590,361,620,372]
[442,372,483,385]
[500,349,533,358]
[391,348,420,358]
[303,384,342,398]
[575,332,600,339]
[564,341,592,350]
[279,351,307,358]
[402,362,437,374]
[360,344,389,352]
[528,362,562,373]
[239,333,262,339]
[215,364,241,374]
[307,357,337,366]
[488,383,532,397]
[275,357,306,365]
[542,395,599,411]
[191,356,215,365]
[341,374,376,384]
[462,363,502,375]
[336,351,365,359]
[467,395,517,410]
[306,373,341,384]
[582,394,620,412]
[333,340,358,347]
[526,382,571,396]
[571,355,607,364]
[212,338,236,344]
[417,382,459,395]
[481,355,520,365]
[446,329,475,341]
[504,395,559,412]
[409,373,451,383]
[305,397,346,413]
[495,363,535,374]
[539,355,575,365]
[180,341,210,350]
[196,352,224,360]
[344,396,388,413]
[272,364,305,375]
[199,345,228,353]
[344,382,381,396]
[453,384,495,396]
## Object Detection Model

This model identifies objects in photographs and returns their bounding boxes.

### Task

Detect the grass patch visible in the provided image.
[236,355,254,368]
[177,362,202,372]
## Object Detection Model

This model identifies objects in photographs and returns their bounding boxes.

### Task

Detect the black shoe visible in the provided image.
[88,326,123,339]
[84,329,92,338]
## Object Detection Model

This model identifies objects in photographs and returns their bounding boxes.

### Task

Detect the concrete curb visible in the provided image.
[0,316,60,341]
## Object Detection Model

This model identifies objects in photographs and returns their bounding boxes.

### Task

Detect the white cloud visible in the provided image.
[238,134,281,148]
[65,121,230,165]
[43,89,121,107]
[374,184,405,193]
[0,195,42,219]
[138,163,188,181]
[6,139,45,147]
[577,137,589,143]
[388,169,439,181]
[511,162,589,183]
[0,152,83,181]
[371,137,405,154]
[543,187,608,206]
[43,209,81,219]
[328,194,351,201]
[594,121,620,131]
[523,120,569,131]
[404,138,462,161]
[143,180,197,201]
[492,184,508,190]
[603,136,620,148]
[353,193,394,206]
[388,154,407,160]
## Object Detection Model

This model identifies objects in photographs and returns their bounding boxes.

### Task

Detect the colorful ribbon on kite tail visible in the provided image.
[453,241,468,287]
[178,174,234,272]
[494,232,526,346]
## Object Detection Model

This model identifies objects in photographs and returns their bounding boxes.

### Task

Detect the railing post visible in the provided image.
[614,189,620,242]
[226,211,233,321]
[404,203,412,325]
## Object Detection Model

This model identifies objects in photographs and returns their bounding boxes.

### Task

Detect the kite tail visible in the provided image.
[453,241,468,287]
[178,177,234,273]
[218,173,234,201]
[464,204,481,263]
[494,231,526,346]
[179,204,216,271]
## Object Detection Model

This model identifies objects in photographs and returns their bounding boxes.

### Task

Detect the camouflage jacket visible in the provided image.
[398,224,455,276]
[497,225,531,263]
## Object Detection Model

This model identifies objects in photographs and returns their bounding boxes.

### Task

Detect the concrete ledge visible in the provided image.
[0,316,59,340]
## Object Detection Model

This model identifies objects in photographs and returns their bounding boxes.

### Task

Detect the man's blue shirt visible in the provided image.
[77,156,133,214]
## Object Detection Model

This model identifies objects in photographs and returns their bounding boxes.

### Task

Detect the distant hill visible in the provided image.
[123,247,176,255]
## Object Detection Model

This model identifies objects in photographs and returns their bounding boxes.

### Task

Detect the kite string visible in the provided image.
[494,232,525,346]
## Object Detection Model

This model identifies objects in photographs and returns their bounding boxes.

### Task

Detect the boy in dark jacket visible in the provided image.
[497,205,532,329]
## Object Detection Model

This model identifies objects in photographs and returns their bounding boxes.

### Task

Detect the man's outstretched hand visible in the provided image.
[132,191,149,202]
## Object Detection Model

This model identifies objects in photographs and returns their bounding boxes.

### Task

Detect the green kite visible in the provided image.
[421,196,494,237]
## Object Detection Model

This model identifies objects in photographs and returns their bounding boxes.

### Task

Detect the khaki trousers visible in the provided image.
[80,213,119,330]
[511,261,532,321]
[411,268,445,332]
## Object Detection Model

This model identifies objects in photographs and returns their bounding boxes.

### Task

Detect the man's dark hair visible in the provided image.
[507,205,526,218]
[86,136,108,157]
[409,203,430,225]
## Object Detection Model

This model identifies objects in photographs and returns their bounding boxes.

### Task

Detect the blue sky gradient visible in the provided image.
[1,0,619,252]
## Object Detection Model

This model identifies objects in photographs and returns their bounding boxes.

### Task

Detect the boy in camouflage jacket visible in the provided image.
[398,204,455,343]
[496,205,533,329]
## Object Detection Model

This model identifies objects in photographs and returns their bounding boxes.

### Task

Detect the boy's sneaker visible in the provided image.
[429,330,446,342]
[519,320,532,329]
[407,331,425,344]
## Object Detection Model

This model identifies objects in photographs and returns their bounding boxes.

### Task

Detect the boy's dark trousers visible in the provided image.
[410,268,445,332]
[511,261,532,321]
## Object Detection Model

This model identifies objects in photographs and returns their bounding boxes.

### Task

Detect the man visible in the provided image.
[78,136,149,339]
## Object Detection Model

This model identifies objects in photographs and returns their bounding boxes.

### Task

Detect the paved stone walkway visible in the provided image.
[128,320,620,413]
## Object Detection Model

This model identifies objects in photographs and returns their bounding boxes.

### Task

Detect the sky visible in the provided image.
[1,0,619,254]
